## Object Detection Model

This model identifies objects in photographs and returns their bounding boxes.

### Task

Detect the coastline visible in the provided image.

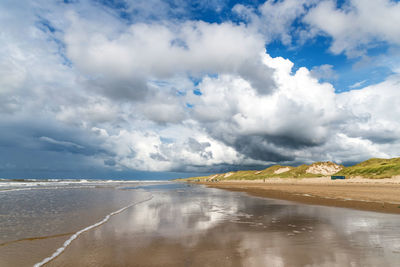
[3,181,400,266]
[193,177,400,214]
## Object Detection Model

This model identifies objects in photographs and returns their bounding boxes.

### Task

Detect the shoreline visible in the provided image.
[193,177,400,214]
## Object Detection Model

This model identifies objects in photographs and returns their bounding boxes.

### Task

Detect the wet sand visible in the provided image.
[2,182,400,266]
[198,178,400,214]
[47,184,400,266]
[0,184,150,266]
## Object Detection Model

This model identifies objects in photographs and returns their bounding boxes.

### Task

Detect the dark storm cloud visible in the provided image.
[232,135,295,162]
[187,137,213,160]
[0,117,114,171]
[38,136,98,155]
[238,61,276,95]
[259,133,324,149]
[84,78,149,101]
[168,162,268,174]
[343,124,400,145]
[104,158,116,166]
[150,153,168,161]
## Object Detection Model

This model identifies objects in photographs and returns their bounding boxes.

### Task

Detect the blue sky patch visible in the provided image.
[193,89,202,96]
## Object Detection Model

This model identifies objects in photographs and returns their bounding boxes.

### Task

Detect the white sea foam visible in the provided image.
[0,188,33,193]
[0,179,169,192]
[33,194,154,267]
[0,185,98,193]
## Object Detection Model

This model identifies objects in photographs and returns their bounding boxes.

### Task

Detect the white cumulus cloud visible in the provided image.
[304,0,400,57]
[1,0,400,175]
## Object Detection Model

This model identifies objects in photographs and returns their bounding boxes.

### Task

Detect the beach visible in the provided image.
[1,181,400,266]
[196,177,400,214]
[2,0,400,266]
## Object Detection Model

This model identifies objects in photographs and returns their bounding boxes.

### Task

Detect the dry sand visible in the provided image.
[197,176,400,214]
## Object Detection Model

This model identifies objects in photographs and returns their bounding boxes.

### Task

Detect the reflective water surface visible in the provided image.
[1,182,400,266]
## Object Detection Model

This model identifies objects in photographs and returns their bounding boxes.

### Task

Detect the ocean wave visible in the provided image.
[0,179,169,192]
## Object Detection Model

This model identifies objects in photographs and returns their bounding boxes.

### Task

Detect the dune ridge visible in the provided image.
[181,157,400,181]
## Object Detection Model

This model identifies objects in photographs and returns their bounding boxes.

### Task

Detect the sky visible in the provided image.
[1,0,400,179]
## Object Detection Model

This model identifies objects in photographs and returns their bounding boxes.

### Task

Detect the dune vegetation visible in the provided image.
[335,158,400,179]
[181,158,400,181]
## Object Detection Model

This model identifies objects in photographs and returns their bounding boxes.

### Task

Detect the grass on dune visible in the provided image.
[178,157,400,181]
[182,164,324,181]
[335,158,400,179]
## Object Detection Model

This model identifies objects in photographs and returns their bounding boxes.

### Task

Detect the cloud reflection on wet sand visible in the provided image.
[48,184,400,266]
